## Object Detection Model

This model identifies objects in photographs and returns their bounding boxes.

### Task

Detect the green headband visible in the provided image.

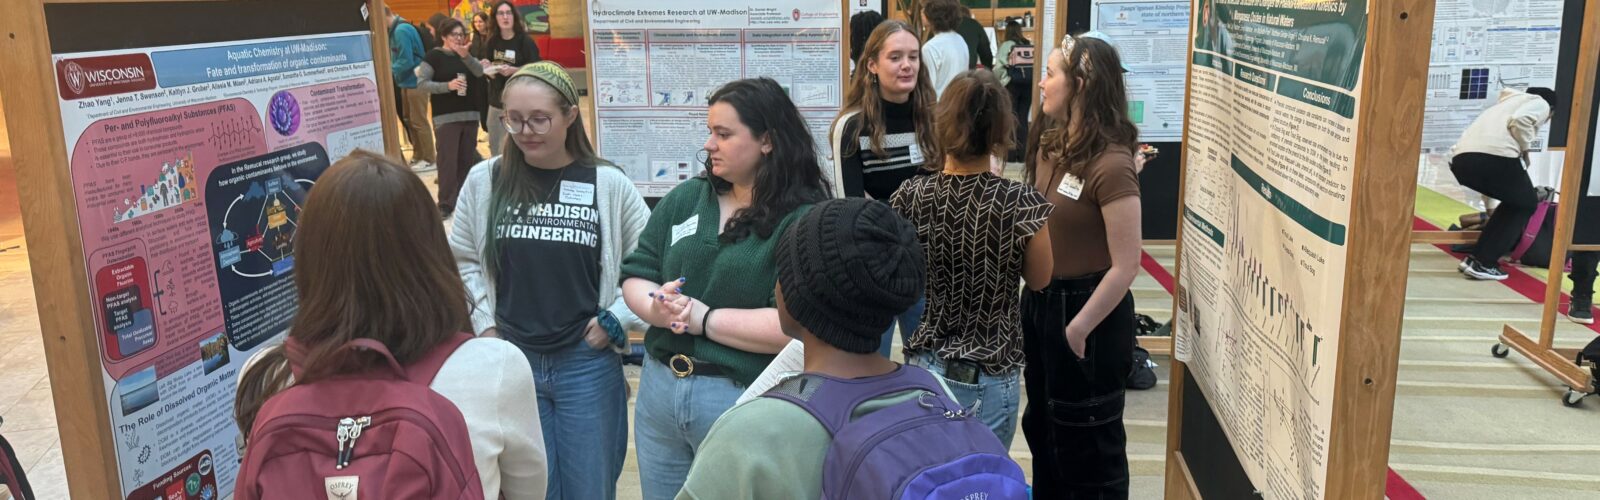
[511,61,579,106]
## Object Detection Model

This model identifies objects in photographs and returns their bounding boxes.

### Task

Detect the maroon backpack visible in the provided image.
[236,333,484,500]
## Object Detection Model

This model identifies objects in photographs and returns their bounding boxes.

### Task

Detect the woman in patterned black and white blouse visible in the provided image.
[888,69,1054,448]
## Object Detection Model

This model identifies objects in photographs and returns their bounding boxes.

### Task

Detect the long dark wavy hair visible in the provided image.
[705,78,830,243]
[1033,36,1139,181]
[837,20,937,162]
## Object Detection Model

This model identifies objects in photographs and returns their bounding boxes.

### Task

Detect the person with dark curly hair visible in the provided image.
[920,0,969,97]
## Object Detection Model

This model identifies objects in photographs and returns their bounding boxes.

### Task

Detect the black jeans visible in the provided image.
[1573,251,1599,300]
[1450,152,1537,266]
[1021,273,1134,499]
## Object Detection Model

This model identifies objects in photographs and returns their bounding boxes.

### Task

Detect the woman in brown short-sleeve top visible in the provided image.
[1020,34,1144,499]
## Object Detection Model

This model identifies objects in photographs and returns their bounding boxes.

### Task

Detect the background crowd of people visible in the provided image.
[237,1,1160,499]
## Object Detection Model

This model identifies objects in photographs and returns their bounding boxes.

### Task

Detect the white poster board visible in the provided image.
[1420,0,1564,152]
[1040,0,1060,72]
[1173,0,1369,497]
[1090,0,1189,141]
[51,31,383,499]
[585,0,845,197]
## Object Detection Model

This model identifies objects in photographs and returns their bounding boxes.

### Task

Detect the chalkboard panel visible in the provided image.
[46,0,369,54]
[1180,365,1258,498]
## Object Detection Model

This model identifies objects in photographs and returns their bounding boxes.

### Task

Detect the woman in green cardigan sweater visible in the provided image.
[620,77,830,500]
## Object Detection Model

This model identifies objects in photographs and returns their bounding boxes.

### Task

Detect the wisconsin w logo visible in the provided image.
[64,62,87,95]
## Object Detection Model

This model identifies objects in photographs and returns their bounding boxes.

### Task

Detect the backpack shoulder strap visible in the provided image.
[404,333,475,386]
[763,366,945,435]
[1510,201,1553,261]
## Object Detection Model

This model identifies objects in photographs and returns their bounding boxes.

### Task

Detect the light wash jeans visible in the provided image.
[634,356,745,500]
[908,351,1022,448]
[879,297,926,358]
[523,341,629,500]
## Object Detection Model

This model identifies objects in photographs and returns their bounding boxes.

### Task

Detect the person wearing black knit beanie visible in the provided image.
[773,198,925,352]
[680,198,980,499]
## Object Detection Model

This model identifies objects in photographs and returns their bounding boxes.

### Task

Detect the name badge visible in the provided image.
[908,143,925,165]
[671,215,699,246]
[559,181,595,205]
[1056,173,1085,200]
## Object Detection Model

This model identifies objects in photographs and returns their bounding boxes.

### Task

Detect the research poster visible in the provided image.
[53,32,384,498]
[1041,0,1060,79]
[1420,0,1563,152]
[586,0,844,197]
[1173,1,1366,498]
[1090,0,1190,141]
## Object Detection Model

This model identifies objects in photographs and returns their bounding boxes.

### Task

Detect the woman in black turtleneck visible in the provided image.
[827,19,937,356]
[830,20,937,200]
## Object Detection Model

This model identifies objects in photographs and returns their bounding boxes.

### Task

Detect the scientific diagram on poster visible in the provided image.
[54,32,383,498]
[587,0,844,196]
[1173,1,1368,498]
[1420,0,1564,151]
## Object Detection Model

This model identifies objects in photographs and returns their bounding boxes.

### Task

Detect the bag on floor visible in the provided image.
[764,366,1029,500]
[1128,342,1158,391]
[235,334,483,500]
[1577,336,1600,386]
[1509,187,1575,268]
[0,418,36,500]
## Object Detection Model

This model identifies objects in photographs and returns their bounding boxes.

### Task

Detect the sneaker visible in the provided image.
[1570,297,1594,325]
[1461,257,1509,281]
[411,160,436,173]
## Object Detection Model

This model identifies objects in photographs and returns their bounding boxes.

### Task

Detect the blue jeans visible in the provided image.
[634,356,746,500]
[879,297,926,357]
[908,351,1022,448]
[523,341,629,500]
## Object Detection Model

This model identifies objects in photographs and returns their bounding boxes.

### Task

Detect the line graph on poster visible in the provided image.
[1223,180,1328,401]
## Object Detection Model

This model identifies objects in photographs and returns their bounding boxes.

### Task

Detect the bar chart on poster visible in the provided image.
[1173,0,1370,497]
[584,0,845,197]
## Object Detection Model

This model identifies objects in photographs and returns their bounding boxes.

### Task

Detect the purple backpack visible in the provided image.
[764,366,1030,500]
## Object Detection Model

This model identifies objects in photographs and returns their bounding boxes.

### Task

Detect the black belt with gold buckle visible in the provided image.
[664,353,726,378]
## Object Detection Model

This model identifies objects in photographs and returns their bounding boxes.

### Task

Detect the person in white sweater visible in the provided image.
[1449,86,1557,281]
[921,0,969,97]
[450,62,649,500]
[233,151,547,499]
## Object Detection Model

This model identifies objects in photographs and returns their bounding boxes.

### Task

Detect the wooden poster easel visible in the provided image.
[1163,1,1436,498]
[0,1,397,497]
[1493,0,1600,407]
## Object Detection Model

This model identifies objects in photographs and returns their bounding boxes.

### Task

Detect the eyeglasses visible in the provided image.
[446,32,467,39]
[502,115,555,135]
